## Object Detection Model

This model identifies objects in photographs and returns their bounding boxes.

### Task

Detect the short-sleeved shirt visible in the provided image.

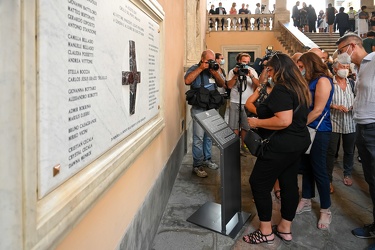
[227,67,258,104]
[330,76,356,134]
[256,84,310,153]
[184,64,218,91]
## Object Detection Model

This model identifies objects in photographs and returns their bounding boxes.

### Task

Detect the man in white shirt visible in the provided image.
[336,33,375,245]
[227,53,259,153]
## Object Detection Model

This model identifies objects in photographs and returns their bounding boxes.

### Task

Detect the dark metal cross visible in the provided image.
[122,40,141,115]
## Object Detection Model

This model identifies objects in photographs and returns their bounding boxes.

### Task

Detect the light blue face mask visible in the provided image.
[267,77,275,87]
[220,59,225,65]
[301,69,306,76]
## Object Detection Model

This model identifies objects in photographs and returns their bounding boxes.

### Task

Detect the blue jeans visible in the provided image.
[301,131,332,209]
[356,123,375,222]
[326,132,356,181]
[191,107,212,167]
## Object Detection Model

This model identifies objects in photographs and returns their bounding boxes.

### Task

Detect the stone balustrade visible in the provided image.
[278,21,318,54]
[207,14,274,32]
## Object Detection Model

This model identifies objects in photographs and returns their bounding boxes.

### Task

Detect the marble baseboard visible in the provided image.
[117,132,186,250]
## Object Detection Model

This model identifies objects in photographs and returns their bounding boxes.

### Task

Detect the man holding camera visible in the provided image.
[227,53,260,154]
[185,49,225,177]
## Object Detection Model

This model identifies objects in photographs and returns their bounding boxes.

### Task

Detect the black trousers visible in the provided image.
[250,149,303,222]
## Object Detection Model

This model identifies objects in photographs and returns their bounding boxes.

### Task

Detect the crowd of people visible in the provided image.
[292,1,375,37]
[208,2,375,37]
[185,31,375,247]
[208,2,274,30]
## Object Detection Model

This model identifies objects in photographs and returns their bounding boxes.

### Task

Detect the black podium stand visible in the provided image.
[187,109,251,238]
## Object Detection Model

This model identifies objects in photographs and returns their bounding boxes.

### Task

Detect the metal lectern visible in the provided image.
[186,109,251,238]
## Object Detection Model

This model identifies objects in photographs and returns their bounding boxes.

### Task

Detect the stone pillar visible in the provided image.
[361,0,374,13]
[0,1,23,250]
[185,0,203,67]
[275,0,287,11]
[273,0,290,29]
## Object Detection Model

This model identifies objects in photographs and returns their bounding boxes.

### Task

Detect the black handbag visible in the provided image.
[244,129,276,157]
[244,105,300,157]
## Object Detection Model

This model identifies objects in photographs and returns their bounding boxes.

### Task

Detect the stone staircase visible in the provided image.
[305,32,341,56]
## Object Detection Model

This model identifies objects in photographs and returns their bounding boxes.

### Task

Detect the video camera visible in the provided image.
[235,63,250,76]
[252,46,278,75]
[262,45,274,62]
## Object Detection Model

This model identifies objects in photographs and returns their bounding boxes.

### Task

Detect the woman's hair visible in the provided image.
[298,52,330,82]
[266,53,311,107]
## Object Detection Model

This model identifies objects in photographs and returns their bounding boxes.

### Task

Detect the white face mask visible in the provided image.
[336,69,349,78]
[220,59,225,65]
[338,45,353,64]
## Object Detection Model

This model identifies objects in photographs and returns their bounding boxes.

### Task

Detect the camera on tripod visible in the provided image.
[235,63,250,76]
[207,59,219,71]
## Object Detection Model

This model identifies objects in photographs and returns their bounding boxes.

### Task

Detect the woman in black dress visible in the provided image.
[326,3,337,35]
[242,53,311,245]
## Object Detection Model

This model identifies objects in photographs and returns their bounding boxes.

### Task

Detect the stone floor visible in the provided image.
[152,137,374,250]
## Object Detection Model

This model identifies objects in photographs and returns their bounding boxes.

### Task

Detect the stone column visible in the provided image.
[185,0,203,67]
[0,1,23,250]
[273,0,290,29]
[361,0,374,13]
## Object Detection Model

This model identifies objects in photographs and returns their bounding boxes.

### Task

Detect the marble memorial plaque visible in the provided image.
[38,0,160,197]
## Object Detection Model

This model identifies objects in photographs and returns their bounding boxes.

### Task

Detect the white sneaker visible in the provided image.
[203,160,219,170]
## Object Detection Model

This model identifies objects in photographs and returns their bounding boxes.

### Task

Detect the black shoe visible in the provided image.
[352,223,375,239]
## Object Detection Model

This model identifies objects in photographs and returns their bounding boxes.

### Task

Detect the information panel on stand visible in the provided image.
[193,109,237,148]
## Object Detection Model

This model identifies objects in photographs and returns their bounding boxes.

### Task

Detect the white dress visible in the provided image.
[318,14,327,29]
[357,19,368,35]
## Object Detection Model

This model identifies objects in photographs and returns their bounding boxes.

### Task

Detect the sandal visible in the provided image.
[274,190,281,200]
[296,198,311,214]
[344,176,353,186]
[318,209,332,230]
[272,225,292,245]
[243,229,274,244]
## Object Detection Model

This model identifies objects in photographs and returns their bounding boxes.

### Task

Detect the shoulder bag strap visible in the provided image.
[315,110,328,131]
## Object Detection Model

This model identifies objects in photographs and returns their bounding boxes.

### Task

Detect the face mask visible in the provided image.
[267,77,275,87]
[220,59,225,65]
[336,69,349,78]
[338,45,353,64]
[301,69,306,76]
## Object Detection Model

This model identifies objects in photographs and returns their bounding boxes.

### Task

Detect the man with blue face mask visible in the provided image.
[336,33,375,243]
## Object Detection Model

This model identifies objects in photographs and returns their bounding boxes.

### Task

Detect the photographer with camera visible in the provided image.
[227,53,260,154]
[184,49,225,178]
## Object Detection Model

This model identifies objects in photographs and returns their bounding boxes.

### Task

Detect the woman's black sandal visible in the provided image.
[243,229,274,244]
[272,225,292,245]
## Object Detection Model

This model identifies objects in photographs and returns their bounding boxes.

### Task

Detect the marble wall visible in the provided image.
[0,0,167,249]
